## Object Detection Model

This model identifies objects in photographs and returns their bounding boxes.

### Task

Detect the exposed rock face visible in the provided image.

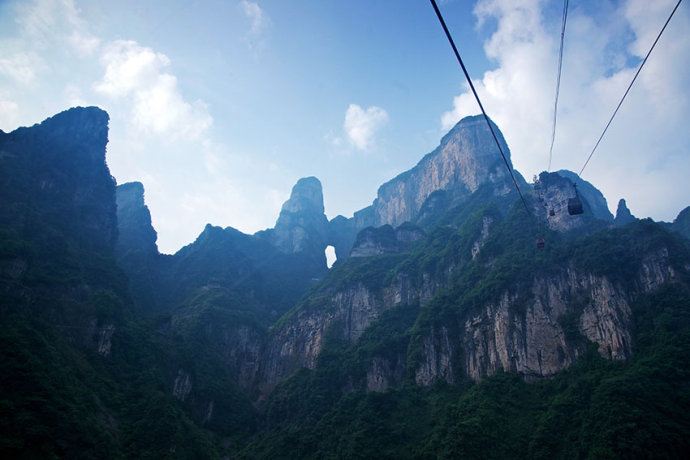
[534,172,591,232]
[416,252,677,385]
[370,115,513,228]
[327,215,358,261]
[471,216,493,260]
[671,206,690,239]
[258,272,442,394]
[325,116,517,259]
[170,305,263,390]
[0,107,125,356]
[0,106,116,253]
[97,324,116,357]
[173,369,193,401]
[557,170,613,222]
[116,182,158,256]
[263,177,328,255]
[614,199,637,226]
[258,214,683,396]
[366,356,406,392]
[350,223,425,258]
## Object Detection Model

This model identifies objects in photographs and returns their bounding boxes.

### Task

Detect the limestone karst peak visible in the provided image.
[614,198,637,226]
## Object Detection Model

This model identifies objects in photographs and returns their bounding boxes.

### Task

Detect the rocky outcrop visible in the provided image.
[671,206,690,240]
[116,182,158,257]
[370,115,514,228]
[258,271,442,394]
[326,115,517,259]
[0,106,116,253]
[350,223,425,258]
[614,199,637,226]
[173,369,193,401]
[533,172,591,232]
[366,356,406,392]
[557,170,613,222]
[261,177,328,256]
[471,216,493,260]
[416,249,678,385]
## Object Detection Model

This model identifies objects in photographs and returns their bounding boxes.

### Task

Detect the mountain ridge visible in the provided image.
[2,106,690,458]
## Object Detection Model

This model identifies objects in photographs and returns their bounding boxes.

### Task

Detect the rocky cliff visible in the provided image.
[614,198,637,226]
[556,170,613,222]
[533,171,601,232]
[327,115,520,259]
[116,181,158,257]
[259,176,328,256]
[257,196,689,396]
[0,106,116,253]
[672,206,690,239]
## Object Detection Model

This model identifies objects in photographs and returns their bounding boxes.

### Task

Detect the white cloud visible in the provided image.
[343,104,389,151]
[15,0,99,55]
[241,0,267,36]
[63,84,86,106]
[68,30,100,57]
[94,40,212,140]
[0,52,40,84]
[94,40,170,97]
[0,97,19,131]
[240,0,270,53]
[440,0,690,221]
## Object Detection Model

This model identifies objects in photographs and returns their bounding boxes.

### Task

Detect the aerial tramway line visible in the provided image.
[428,0,684,249]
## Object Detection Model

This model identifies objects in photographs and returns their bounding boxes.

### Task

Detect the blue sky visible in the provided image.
[1,0,689,253]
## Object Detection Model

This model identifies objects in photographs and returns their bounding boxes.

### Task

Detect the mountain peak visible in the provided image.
[556,170,613,222]
[281,176,324,215]
[116,181,158,256]
[263,177,328,255]
[615,198,637,226]
[370,114,513,228]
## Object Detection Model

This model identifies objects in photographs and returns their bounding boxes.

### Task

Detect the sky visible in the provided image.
[1,0,689,254]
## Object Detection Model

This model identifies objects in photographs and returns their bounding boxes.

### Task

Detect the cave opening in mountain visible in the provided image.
[325,245,336,269]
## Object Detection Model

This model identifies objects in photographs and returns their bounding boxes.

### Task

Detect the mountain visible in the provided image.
[673,206,690,239]
[3,107,690,458]
[0,108,222,458]
[555,169,614,221]
[328,115,524,259]
[614,198,637,226]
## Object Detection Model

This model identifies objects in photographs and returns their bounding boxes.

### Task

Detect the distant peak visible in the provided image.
[39,106,109,128]
[282,176,324,215]
[614,198,637,226]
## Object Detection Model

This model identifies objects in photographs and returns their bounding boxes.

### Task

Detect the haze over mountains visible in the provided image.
[1,107,690,457]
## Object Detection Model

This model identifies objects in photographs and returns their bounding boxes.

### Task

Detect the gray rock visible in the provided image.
[614,199,637,226]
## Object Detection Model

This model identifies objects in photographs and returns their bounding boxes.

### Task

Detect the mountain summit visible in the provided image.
[362,115,516,228]
[268,176,328,254]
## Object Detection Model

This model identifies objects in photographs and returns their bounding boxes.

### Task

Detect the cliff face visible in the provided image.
[614,199,637,226]
[672,206,690,239]
[371,116,513,228]
[0,107,122,352]
[534,171,597,232]
[0,107,116,253]
[557,170,613,222]
[260,176,328,256]
[327,115,517,259]
[349,223,425,258]
[116,182,158,257]
[416,252,676,385]
[257,201,688,395]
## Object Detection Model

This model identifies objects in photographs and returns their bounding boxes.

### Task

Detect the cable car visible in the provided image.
[567,184,584,215]
[549,209,555,217]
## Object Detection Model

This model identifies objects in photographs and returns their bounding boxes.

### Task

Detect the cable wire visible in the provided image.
[429,0,532,216]
[547,0,569,172]
[578,0,683,176]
